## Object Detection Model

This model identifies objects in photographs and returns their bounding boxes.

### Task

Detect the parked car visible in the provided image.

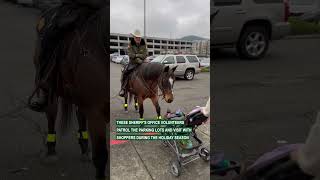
[112,55,124,64]
[110,53,119,61]
[289,0,320,17]
[146,56,156,62]
[111,55,117,63]
[212,0,290,59]
[299,9,320,23]
[199,57,210,68]
[151,54,201,80]
[120,55,129,65]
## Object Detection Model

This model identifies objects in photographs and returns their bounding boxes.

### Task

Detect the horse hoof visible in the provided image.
[80,153,91,162]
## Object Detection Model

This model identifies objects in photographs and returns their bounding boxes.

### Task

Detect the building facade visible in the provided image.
[110,33,194,56]
[192,40,210,57]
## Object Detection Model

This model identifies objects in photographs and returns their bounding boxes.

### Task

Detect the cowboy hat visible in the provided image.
[131,29,142,38]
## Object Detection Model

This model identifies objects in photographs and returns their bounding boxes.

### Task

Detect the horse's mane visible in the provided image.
[80,6,108,54]
[136,63,164,81]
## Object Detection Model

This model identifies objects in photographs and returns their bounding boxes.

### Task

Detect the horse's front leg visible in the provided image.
[134,96,139,112]
[124,94,128,113]
[151,96,161,120]
[138,97,144,120]
[44,93,58,163]
[76,108,90,162]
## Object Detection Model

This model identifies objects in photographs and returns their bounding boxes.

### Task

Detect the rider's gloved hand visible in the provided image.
[136,58,143,64]
[136,54,144,59]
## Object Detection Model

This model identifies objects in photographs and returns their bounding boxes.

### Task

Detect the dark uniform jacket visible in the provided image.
[127,38,148,67]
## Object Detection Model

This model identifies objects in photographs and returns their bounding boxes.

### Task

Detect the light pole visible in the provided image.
[144,0,146,38]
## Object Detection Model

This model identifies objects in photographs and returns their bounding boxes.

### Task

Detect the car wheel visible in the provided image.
[184,69,194,80]
[237,26,269,60]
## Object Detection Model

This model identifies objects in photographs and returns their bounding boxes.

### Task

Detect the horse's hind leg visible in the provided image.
[44,96,58,162]
[124,95,128,113]
[86,108,107,179]
[76,108,90,161]
[134,96,139,112]
[138,97,144,120]
[151,96,162,120]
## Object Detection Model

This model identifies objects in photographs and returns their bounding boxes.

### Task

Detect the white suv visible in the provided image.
[151,55,201,80]
[212,0,290,59]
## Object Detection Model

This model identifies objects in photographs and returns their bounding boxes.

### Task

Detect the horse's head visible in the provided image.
[160,65,178,103]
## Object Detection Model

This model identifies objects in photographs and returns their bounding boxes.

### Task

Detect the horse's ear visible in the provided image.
[171,66,178,72]
[163,65,170,72]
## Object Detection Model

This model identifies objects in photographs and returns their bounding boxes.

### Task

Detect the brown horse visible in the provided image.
[127,63,177,120]
[31,7,108,179]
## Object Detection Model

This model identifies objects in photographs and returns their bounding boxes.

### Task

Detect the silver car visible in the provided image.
[212,0,291,59]
[151,55,201,80]
[290,0,320,16]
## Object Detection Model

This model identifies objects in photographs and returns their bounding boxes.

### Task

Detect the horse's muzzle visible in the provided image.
[164,94,174,103]
[166,99,173,103]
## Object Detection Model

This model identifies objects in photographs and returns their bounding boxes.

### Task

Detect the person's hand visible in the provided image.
[136,58,143,64]
[201,106,209,117]
[136,54,143,59]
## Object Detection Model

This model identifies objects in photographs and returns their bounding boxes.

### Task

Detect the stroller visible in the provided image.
[163,107,210,177]
[212,144,314,180]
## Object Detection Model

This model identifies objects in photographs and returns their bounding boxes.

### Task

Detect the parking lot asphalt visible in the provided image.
[213,37,320,179]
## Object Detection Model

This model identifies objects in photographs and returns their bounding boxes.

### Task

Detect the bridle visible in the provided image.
[157,72,166,99]
[137,68,167,99]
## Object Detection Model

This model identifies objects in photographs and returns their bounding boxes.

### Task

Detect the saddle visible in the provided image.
[36,4,95,80]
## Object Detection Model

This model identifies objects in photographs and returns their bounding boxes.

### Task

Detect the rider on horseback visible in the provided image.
[29,0,106,112]
[119,29,148,97]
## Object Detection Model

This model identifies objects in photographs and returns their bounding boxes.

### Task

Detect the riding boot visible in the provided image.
[119,76,128,97]
[29,89,49,112]
[29,36,51,112]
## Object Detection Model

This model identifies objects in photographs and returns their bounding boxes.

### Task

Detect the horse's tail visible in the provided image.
[58,97,74,135]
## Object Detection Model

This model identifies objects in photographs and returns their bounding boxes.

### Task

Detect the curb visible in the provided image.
[285,34,320,40]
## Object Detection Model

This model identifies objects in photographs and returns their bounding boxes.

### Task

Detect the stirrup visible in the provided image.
[28,88,48,112]
[29,98,48,112]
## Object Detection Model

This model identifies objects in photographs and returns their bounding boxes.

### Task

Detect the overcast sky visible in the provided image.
[110,0,210,39]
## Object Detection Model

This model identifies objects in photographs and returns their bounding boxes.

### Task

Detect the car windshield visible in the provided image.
[152,55,165,63]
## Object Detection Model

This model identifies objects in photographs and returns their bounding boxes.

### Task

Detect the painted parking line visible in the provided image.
[110,139,129,145]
